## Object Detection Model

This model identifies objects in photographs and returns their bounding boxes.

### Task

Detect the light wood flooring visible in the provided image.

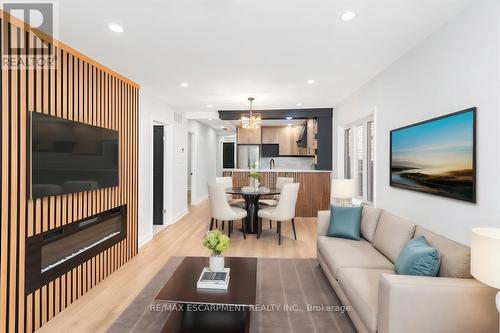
[37,199,318,333]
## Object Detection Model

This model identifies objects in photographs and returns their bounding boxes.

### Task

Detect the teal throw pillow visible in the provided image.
[327,205,363,240]
[395,236,441,276]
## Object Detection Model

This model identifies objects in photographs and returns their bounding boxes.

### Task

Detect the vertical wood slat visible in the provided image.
[9,25,19,333]
[0,13,139,333]
[0,17,8,333]
[18,27,28,333]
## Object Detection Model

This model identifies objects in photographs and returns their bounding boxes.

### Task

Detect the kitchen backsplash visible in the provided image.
[261,157,315,170]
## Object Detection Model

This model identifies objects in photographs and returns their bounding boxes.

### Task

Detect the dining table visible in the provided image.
[225,187,281,234]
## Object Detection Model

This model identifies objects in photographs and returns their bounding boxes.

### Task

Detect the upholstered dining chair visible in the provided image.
[259,177,294,206]
[208,183,247,239]
[214,176,245,229]
[216,177,245,206]
[259,177,294,229]
[257,183,300,245]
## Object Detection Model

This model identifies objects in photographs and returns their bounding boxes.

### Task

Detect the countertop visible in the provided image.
[223,169,332,173]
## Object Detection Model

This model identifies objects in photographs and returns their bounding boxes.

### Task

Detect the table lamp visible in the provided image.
[471,228,500,318]
[331,179,356,207]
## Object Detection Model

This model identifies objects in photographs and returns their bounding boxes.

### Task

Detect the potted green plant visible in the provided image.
[249,163,261,188]
[203,230,230,271]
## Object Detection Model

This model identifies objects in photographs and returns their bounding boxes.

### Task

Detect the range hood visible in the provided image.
[296,122,307,148]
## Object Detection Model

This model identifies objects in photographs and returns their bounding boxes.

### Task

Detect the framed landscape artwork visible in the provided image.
[390,108,476,203]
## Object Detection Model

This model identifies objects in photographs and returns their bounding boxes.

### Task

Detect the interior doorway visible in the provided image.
[187,132,194,207]
[153,125,164,226]
[222,142,235,169]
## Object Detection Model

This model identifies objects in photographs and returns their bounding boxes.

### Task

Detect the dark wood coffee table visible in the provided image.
[155,256,257,333]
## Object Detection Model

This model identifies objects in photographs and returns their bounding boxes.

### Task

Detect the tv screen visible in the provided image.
[390,107,476,203]
[30,112,119,199]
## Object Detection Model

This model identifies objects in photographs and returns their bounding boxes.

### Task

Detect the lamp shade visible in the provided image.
[471,227,500,289]
[331,179,356,199]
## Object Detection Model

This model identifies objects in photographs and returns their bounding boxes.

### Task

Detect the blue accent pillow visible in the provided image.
[327,205,363,240]
[395,236,441,276]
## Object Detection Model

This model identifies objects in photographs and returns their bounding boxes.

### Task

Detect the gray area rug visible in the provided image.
[107,257,356,333]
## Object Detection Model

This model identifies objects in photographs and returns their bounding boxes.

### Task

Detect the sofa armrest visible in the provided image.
[317,210,330,236]
[378,274,498,333]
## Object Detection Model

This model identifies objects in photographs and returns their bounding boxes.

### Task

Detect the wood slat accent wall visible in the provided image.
[223,171,331,217]
[0,12,139,333]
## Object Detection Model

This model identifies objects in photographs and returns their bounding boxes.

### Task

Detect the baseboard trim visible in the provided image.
[139,210,188,249]
[138,233,153,250]
[191,194,208,205]
[172,210,188,223]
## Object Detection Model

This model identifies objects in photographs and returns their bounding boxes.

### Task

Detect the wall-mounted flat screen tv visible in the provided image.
[30,112,119,199]
[390,107,476,203]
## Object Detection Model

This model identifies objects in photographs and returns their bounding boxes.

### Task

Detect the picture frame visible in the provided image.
[390,107,476,203]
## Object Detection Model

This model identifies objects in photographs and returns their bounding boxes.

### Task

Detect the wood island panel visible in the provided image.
[223,170,331,217]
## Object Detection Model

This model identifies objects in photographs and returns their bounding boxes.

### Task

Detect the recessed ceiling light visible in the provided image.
[288,124,292,126]
[296,103,302,107]
[180,82,189,87]
[340,11,356,21]
[307,79,315,85]
[108,24,124,33]
[206,104,213,108]
[286,116,293,120]
[208,118,212,121]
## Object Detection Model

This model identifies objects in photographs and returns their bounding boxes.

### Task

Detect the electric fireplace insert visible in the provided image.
[26,205,127,294]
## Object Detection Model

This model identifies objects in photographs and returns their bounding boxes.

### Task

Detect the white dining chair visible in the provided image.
[259,177,294,207]
[259,177,294,230]
[216,176,245,206]
[257,183,300,245]
[208,183,247,239]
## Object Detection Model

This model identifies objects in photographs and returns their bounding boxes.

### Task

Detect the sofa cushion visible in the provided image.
[373,211,416,263]
[317,236,394,278]
[395,236,441,276]
[361,206,382,243]
[337,267,395,333]
[327,205,363,240]
[415,226,472,278]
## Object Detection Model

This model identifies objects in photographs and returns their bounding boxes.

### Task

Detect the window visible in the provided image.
[344,129,352,179]
[343,117,375,203]
[367,121,375,202]
[355,125,364,197]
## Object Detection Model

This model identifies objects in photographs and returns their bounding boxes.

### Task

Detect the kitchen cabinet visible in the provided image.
[260,124,314,156]
[261,127,280,144]
[238,120,317,157]
[237,127,261,144]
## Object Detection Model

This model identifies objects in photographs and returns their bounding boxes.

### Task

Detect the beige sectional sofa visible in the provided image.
[317,207,498,333]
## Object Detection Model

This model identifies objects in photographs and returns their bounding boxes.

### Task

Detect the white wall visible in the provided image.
[334,0,500,245]
[138,92,188,248]
[188,120,218,204]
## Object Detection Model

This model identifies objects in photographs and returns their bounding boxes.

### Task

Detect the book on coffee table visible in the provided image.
[197,267,230,290]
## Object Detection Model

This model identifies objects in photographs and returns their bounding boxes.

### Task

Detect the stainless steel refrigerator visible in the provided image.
[237,145,260,169]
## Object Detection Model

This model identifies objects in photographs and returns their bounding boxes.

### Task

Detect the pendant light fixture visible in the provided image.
[241,97,262,129]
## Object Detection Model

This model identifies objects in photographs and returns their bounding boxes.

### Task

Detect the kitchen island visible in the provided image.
[222,169,331,217]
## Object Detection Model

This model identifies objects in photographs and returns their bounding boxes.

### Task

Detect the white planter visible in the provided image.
[209,255,225,272]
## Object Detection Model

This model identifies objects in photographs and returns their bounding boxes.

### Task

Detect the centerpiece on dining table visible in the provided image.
[248,164,262,190]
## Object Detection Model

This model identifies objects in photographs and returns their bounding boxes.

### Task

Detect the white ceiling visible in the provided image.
[56,0,472,112]
[197,118,236,134]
